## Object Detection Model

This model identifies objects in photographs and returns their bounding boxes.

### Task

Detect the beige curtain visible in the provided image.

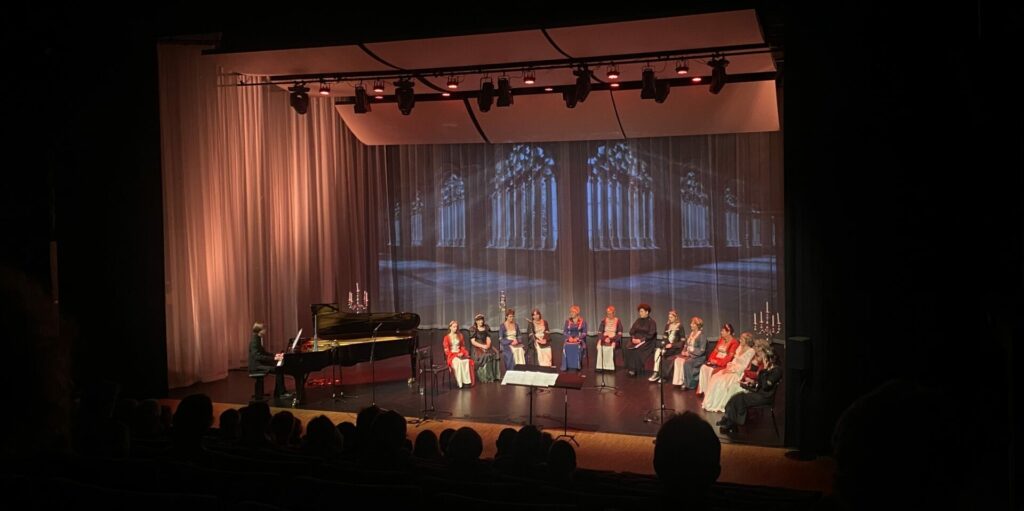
[158,44,391,387]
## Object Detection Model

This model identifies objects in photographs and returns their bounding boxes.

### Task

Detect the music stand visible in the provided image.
[552,372,584,446]
[502,364,559,426]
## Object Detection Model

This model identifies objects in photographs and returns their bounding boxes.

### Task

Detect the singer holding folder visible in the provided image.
[248,322,288,398]
[624,304,657,377]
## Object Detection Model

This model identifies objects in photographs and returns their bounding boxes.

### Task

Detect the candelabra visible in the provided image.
[347,282,369,313]
[753,300,782,338]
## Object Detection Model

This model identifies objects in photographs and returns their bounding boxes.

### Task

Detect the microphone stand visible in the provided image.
[370,322,382,407]
[585,335,620,394]
[643,339,675,424]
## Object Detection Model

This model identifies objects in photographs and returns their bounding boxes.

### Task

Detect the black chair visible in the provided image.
[746,400,780,438]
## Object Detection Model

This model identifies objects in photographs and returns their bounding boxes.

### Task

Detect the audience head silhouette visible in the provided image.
[654,412,721,495]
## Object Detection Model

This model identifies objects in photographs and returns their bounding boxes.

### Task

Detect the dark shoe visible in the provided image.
[720,425,738,434]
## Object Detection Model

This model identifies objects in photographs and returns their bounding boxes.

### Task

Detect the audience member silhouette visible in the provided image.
[831,380,964,509]
[654,412,721,509]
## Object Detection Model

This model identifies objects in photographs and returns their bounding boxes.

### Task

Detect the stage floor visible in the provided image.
[171,332,785,447]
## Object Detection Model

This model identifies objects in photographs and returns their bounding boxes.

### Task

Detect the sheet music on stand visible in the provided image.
[277,328,302,367]
[501,368,559,387]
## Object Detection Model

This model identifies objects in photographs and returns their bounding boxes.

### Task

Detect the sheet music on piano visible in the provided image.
[277,329,302,367]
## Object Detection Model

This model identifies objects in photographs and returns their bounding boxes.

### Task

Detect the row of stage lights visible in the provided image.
[288,56,731,115]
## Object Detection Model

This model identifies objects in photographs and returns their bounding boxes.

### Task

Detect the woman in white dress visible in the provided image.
[528,308,553,367]
[443,320,474,388]
[702,332,757,412]
[595,306,622,371]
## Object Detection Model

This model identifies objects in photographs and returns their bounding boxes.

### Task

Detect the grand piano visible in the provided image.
[279,308,420,405]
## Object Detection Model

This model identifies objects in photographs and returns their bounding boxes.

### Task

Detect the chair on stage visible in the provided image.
[746,393,781,439]
[420,344,453,393]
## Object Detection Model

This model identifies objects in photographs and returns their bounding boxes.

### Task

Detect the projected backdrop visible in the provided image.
[376,133,783,335]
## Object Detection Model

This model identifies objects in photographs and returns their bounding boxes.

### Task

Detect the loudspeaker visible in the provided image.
[786,336,811,370]
[784,336,817,457]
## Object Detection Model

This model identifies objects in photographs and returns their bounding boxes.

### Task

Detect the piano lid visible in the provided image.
[313,308,421,339]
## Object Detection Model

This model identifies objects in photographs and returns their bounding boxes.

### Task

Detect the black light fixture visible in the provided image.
[477,77,495,112]
[606,66,620,80]
[654,81,670,103]
[563,89,579,109]
[289,83,310,114]
[394,78,415,115]
[708,55,729,94]
[675,59,689,75]
[446,75,459,89]
[523,69,535,85]
[496,76,513,107]
[372,80,385,93]
[573,65,591,103]
[353,85,371,114]
[640,67,657,99]
[318,80,331,96]
[641,67,669,103]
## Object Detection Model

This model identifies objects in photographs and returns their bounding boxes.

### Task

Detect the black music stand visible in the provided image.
[552,372,584,446]
[502,364,559,426]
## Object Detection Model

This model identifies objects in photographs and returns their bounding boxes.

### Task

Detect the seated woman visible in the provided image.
[528,308,553,367]
[443,320,474,388]
[498,309,524,370]
[697,323,739,395]
[595,306,622,372]
[469,313,500,383]
[561,305,587,371]
[624,304,657,377]
[650,309,684,382]
[718,351,782,434]
[672,316,708,388]
[701,332,758,411]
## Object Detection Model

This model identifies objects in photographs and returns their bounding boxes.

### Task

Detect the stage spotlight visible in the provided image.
[563,89,579,109]
[354,85,371,114]
[372,80,385,93]
[318,81,331,96]
[640,67,657,99]
[675,60,689,75]
[655,81,670,103]
[394,78,415,115]
[289,83,310,114]
[606,66,620,80]
[523,69,535,85]
[497,76,514,107]
[477,77,495,112]
[573,66,591,103]
[709,56,729,94]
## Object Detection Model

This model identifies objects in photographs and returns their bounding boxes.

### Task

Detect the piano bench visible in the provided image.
[249,372,269,400]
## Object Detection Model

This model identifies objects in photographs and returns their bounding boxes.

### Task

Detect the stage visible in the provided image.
[171,330,786,447]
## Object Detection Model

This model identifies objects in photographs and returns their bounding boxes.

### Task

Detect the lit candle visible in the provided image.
[348,291,353,303]
[753,313,757,325]
[364,290,368,304]
[775,312,780,325]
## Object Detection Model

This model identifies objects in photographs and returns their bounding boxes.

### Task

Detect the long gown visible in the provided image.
[595,317,622,371]
[561,316,587,371]
[470,325,500,383]
[701,345,756,411]
[444,333,475,388]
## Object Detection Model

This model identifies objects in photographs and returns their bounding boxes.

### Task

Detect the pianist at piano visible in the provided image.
[248,322,287,398]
